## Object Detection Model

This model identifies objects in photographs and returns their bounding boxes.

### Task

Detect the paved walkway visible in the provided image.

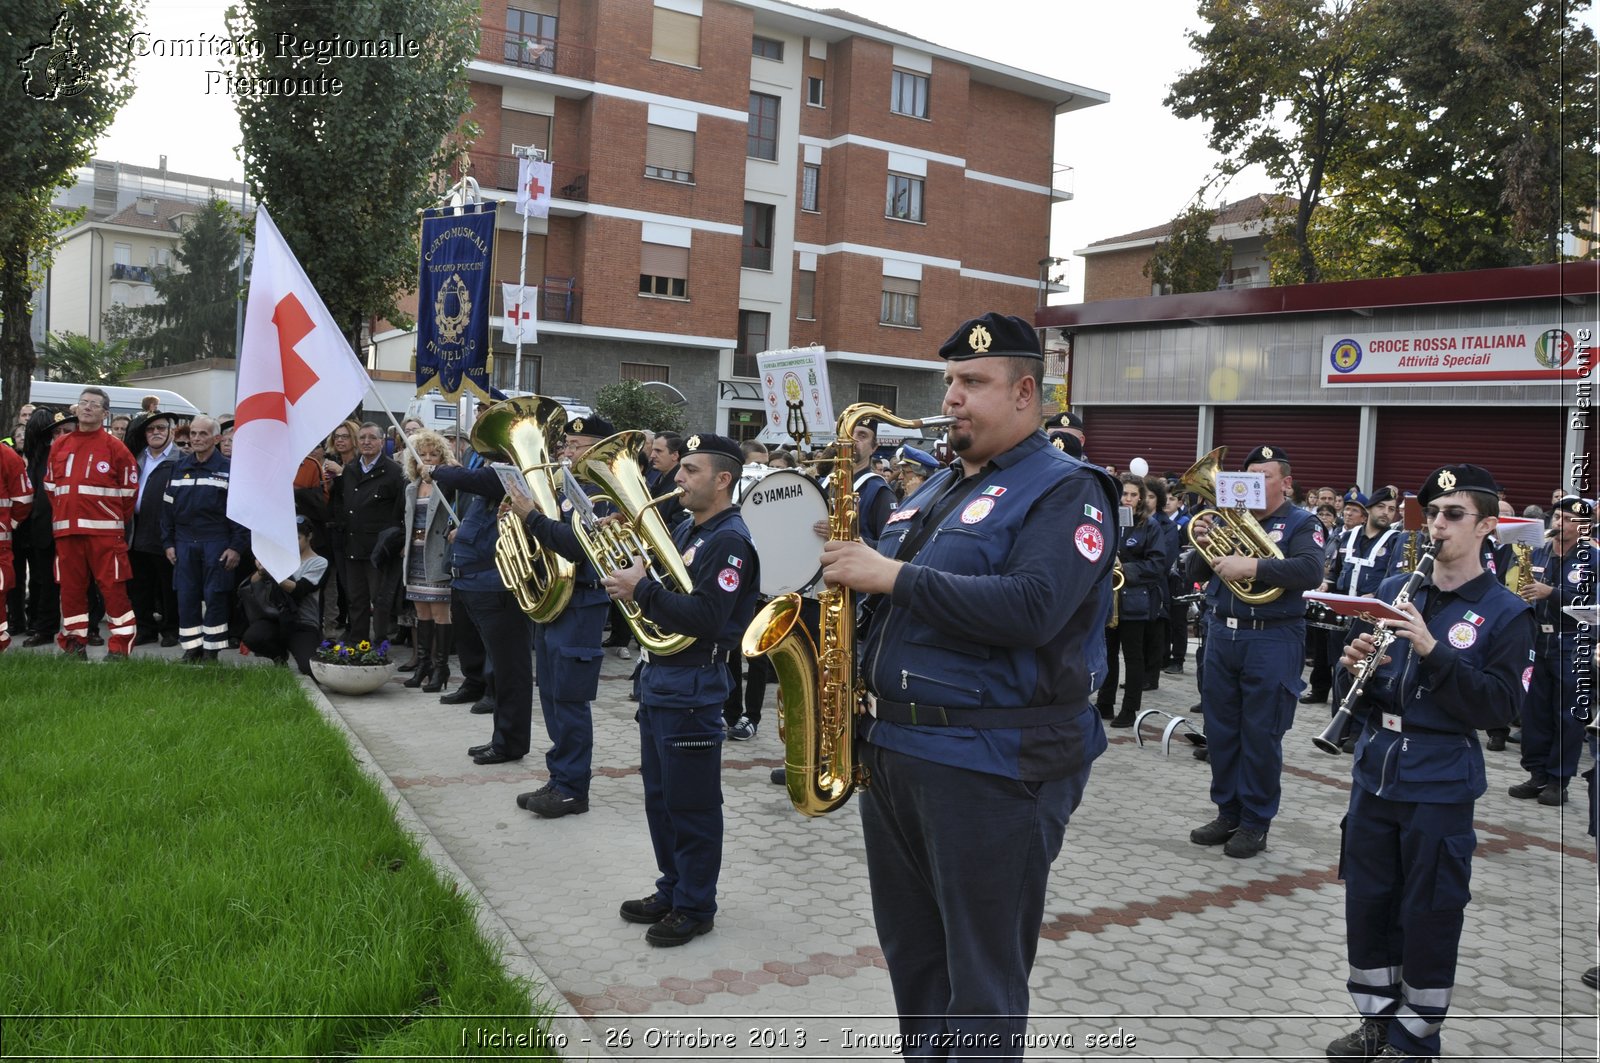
[54,636,1600,1060]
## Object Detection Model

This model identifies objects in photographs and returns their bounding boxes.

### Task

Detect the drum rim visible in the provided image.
[740,468,828,595]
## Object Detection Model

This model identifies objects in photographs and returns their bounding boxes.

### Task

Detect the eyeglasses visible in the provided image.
[175,440,191,448]
[77,399,106,410]
[1424,505,1481,523]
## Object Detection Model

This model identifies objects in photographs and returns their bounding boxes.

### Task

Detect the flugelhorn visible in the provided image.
[743,402,955,816]
[470,396,574,622]
[570,430,695,656]
[1180,446,1285,604]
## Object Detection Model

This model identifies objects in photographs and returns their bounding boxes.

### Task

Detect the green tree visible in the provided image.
[593,381,687,435]
[0,0,141,435]
[38,331,143,385]
[1144,203,1235,293]
[226,0,479,344]
[136,199,248,367]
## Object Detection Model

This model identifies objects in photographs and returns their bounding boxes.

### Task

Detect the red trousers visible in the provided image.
[55,535,136,654]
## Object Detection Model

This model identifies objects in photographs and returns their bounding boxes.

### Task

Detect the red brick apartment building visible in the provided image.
[380,0,1105,438]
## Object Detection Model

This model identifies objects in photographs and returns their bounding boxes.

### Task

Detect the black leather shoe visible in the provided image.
[1224,827,1268,858]
[1190,816,1238,846]
[527,790,589,818]
[1326,1017,1388,1060]
[1300,689,1329,705]
[468,743,494,757]
[1583,965,1599,989]
[160,633,179,647]
[1508,777,1548,799]
[770,767,787,785]
[23,632,53,647]
[86,633,104,647]
[469,697,497,715]
[439,684,485,705]
[473,748,523,765]
[1163,662,1184,675]
[645,910,713,947]
[1538,782,1568,806]
[1486,734,1506,751]
[181,648,204,663]
[619,894,672,925]
[1193,746,1209,761]
[516,783,554,810]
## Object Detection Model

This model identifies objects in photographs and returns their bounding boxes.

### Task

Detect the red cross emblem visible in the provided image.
[234,292,322,428]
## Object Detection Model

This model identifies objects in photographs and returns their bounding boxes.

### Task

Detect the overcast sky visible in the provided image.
[95,0,1260,300]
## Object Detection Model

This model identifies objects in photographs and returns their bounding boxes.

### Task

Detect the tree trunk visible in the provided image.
[0,238,39,437]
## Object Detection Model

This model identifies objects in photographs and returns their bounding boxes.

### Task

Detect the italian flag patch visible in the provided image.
[1084,504,1103,522]
[1463,610,1485,626]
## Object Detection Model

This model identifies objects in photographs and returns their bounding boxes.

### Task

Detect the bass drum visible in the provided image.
[739,468,829,596]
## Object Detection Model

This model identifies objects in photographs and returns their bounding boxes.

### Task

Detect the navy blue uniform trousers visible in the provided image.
[860,743,1091,1060]
[1521,635,1588,784]
[460,588,533,757]
[534,598,606,800]
[1201,623,1304,829]
[1341,786,1475,1060]
[637,697,725,923]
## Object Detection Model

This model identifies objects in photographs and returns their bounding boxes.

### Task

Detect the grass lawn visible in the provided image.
[0,655,558,1058]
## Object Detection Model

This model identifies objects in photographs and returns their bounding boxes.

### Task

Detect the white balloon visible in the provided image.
[1129,457,1149,478]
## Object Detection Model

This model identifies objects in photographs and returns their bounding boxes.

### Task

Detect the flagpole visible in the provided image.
[511,144,546,393]
[358,374,463,528]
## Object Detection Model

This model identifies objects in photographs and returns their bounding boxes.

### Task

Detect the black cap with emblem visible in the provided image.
[1418,464,1500,506]
[1046,410,1084,432]
[1049,431,1084,458]
[938,312,1043,362]
[682,432,743,464]
[1555,495,1594,520]
[1369,485,1398,506]
[566,414,615,439]
[1243,444,1290,467]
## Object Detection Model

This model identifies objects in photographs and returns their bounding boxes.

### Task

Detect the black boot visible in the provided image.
[403,620,435,688]
[423,625,453,693]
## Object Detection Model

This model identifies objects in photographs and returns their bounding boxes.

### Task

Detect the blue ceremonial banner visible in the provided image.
[416,203,496,401]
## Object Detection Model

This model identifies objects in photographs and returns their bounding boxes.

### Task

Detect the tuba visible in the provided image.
[570,431,695,656]
[470,396,574,622]
[1179,446,1285,605]
[742,402,954,816]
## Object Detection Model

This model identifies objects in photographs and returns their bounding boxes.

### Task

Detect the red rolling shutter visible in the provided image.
[1373,406,1571,514]
[1081,406,1199,479]
[1212,406,1361,494]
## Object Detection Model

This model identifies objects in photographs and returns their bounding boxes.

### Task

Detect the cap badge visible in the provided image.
[968,323,993,355]
[1438,470,1457,491]
[1572,501,1585,514]
[571,418,584,433]
[1057,414,1070,427]
[1261,446,1274,459]
[1052,437,1066,451]
[687,434,702,450]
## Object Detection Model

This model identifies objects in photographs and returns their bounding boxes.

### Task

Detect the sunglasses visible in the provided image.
[1424,505,1481,523]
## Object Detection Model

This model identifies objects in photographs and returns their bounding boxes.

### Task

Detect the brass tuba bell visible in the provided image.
[469,396,575,622]
[1179,446,1285,605]
[570,430,696,657]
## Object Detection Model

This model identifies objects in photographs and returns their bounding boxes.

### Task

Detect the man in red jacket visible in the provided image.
[45,388,139,657]
[0,441,33,652]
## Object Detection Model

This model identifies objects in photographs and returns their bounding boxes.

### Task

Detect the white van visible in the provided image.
[21,380,202,419]
[406,389,592,436]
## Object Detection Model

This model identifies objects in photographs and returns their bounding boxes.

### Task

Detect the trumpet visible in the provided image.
[570,431,695,656]
[1314,544,1437,754]
[1179,447,1285,605]
[470,396,574,622]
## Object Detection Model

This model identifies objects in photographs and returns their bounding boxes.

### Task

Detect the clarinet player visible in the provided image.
[1325,464,1533,1063]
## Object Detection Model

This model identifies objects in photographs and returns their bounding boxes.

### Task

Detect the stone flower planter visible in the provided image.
[309,660,398,695]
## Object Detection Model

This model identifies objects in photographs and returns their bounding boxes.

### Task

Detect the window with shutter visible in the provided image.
[639,243,689,298]
[652,7,700,66]
[880,277,919,327]
[797,269,816,320]
[644,125,695,183]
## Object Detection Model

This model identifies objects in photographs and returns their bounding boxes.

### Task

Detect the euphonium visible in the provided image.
[570,430,695,656]
[470,396,574,623]
[1179,446,1285,605]
[742,402,954,817]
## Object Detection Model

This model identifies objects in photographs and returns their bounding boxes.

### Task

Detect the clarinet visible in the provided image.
[1312,544,1438,755]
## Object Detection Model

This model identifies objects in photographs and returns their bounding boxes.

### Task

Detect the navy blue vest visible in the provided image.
[1203,502,1323,620]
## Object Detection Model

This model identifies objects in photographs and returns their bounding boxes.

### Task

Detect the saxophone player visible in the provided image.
[1325,465,1533,1063]
[601,433,760,948]
[1186,445,1326,858]
[817,313,1119,1058]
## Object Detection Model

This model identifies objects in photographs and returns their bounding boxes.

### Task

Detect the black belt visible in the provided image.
[870,699,1076,729]
[1211,615,1302,631]
[649,643,728,668]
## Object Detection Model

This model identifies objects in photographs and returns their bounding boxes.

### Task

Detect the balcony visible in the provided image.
[477,27,595,83]
[1051,165,1075,203]
[110,263,154,283]
[459,150,588,204]
[499,275,582,325]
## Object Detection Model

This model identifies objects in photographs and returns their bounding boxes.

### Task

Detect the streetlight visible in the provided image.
[1037,256,1066,308]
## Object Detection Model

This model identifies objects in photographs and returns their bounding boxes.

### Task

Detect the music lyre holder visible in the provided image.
[1133,708,1205,756]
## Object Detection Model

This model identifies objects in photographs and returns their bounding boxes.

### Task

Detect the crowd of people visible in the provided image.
[2,334,1593,1062]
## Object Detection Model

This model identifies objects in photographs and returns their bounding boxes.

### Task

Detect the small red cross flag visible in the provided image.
[501,283,539,344]
[516,156,553,218]
[228,206,371,581]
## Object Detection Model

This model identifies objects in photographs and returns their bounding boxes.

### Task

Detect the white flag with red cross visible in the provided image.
[228,206,371,581]
[516,157,553,218]
[501,283,539,345]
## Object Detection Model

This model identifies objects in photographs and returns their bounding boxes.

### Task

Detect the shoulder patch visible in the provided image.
[716,567,741,592]
[1074,523,1105,562]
